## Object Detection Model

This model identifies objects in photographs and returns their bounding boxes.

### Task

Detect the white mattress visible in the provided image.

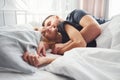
[0,69,69,80]
[0,50,71,80]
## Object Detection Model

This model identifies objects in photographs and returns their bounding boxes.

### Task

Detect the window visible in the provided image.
[0,0,79,26]
[109,0,120,19]
[16,0,79,26]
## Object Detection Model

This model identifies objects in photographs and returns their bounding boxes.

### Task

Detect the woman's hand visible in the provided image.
[37,41,46,56]
[51,43,64,54]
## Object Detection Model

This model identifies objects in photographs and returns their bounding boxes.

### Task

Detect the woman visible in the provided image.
[40,9,105,54]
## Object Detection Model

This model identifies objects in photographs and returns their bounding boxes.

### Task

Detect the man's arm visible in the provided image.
[53,15,101,54]
[57,24,87,54]
[79,15,101,43]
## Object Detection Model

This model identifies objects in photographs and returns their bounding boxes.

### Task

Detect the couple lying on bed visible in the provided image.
[22,9,107,67]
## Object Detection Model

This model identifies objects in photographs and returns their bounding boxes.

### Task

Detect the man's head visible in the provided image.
[42,15,61,28]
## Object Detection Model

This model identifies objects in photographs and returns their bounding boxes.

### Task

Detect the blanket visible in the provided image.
[45,48,120,80]
[0,24,41,73]
[44,15,120,80]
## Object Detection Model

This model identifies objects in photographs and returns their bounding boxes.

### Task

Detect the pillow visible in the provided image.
[96,15,120,50]
[96,21,112,48]
[109,15,120,50]
[0,25,41,74]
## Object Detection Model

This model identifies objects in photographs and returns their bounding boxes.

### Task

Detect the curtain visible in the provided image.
[0,0,28,10]
[79,0,109,19]
[0,0,28,26]
[0,0,79,26]
[0,0,109,26]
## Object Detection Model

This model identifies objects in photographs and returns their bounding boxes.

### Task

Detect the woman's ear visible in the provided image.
[55,15,59,19]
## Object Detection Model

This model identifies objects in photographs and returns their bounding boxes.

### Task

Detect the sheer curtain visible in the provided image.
[0,0,79,26]
[25,0,79,26]
[79,0,109,19]
[0,0,109,26]
[0,0,28,26]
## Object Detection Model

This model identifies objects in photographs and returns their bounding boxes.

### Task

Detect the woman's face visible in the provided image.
[44,16,60,28]
[41,26,58,41]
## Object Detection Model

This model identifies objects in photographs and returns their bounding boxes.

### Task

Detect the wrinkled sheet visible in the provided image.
[0,24,41,73]
[44,15,120,80]
[45,48,120,80]
[0,50,71,80]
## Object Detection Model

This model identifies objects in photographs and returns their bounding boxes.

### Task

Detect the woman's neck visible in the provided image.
[55,32,62,43]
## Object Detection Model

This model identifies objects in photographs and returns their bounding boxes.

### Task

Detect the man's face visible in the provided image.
[44,16,60,28]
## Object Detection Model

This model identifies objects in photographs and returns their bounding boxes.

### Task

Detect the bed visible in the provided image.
[0,54,71,80]
[0,15,120,80]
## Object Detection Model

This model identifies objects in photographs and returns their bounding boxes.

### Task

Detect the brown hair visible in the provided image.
[42,15,55,26]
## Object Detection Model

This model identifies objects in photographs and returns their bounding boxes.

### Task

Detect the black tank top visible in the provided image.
[58,9,107,47]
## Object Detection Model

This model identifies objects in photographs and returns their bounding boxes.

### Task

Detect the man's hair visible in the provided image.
[42,15,55,26]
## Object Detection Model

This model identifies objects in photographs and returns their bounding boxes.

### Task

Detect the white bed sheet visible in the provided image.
[1,14,120,80]
[0,51,71,80]
[45,48,120,80]
[0,69,70,80]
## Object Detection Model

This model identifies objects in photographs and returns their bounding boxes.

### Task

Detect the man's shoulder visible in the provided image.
[70,9,87,14]
[66,9,88,22]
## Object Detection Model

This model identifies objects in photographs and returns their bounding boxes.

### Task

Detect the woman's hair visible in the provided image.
[42,15,55,26]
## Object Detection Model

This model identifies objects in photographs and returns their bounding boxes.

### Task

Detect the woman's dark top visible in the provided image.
[57,9,106,47]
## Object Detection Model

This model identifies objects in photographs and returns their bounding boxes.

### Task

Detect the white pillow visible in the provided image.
[108,15,120,50]
[96,15,120,50]
[96,21,112,48]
